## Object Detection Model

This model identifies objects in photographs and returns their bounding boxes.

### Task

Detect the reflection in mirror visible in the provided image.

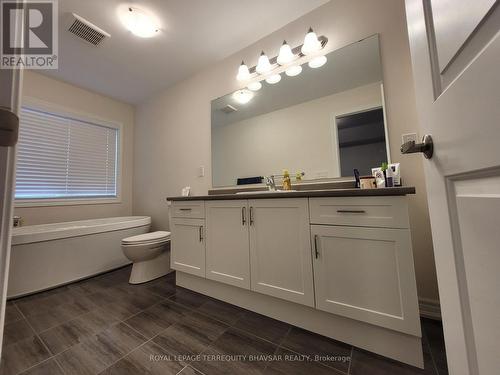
[211,34,389,187]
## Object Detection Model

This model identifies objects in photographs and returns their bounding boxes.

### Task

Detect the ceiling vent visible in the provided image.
[221,105,238,114]
[68,13,110,46]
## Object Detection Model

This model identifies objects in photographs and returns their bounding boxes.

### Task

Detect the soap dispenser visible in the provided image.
[282,169,292,191]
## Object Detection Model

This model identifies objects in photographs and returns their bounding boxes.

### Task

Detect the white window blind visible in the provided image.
[15,107,119,200]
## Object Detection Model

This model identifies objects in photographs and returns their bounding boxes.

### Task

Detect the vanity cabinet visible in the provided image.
[248,198,314,307]
[170,202,206,277]
[311,225,420,335]
[205,200,250,289]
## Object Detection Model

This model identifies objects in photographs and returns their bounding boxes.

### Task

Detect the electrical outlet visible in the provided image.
[197,166,205,177]
[402,133,417,145]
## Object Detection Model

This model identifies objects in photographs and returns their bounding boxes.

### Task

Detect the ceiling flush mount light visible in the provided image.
[301,27,322,55]
[120,7,161,38]
[265,74,281,84]
[247,81,262,91]
[285,65,302,77]
[277,40,295,65]
[256,51,272,74]
[309,55,327,68]
[233,89,254,104]
[237,61,250,81]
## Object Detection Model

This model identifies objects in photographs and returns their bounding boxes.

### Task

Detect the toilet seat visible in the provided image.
[122,231,170,246]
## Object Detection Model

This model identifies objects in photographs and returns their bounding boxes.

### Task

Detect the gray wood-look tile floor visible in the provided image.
[1,266,448,375]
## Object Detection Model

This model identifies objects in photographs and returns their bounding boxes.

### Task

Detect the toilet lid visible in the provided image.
[122,231,170,244]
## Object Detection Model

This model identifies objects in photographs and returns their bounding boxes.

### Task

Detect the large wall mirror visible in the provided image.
[211,34,389,187]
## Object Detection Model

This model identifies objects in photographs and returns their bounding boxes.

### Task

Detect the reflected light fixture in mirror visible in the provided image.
[119,6,161,38]
[277,40,295,65]
[285,65,302,77]
[265,74,281,84]
[301,27,322,55]
[237,61,251,81]
[232,89,254,104]
[309,55,327,68]
[247,81,262,91]
[256,51,272,74]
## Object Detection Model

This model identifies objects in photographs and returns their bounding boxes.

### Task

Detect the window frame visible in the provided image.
[14,97,123,207]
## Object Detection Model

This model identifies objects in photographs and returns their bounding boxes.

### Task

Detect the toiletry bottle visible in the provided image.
[283,169,292,191]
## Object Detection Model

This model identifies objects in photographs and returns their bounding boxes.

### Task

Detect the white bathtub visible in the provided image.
[8,216,151,298]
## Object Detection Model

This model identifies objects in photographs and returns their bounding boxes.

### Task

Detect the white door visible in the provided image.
[405,1,500,374]
[0,67,22,357]
[205,200,250,289]
[170,218,206,277]
[248,198,314,307]
[311,225,420,336]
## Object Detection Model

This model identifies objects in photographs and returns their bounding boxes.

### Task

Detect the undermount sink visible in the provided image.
[236,190,297,194]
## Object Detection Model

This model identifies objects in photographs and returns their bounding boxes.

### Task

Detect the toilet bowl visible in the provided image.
[121,231,171,284]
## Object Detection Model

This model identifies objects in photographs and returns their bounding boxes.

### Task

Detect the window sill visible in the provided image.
[14,197,122,208]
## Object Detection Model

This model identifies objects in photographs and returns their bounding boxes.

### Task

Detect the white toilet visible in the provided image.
[121,231,171,284]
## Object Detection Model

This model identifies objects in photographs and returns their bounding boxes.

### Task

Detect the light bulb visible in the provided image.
[120,7,160,38]
[256,51,272,74]
[265,74,281,84]
[247,81,262,91]
[232,89,254,104]
[301,27,321,55]
[237,61,250,81]
[285,65,302,77]
[308,55,327,68]
[277,40,295,65]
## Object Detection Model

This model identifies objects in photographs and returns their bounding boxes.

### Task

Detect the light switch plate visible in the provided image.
[198,166,205,177]
[402,133,418,145]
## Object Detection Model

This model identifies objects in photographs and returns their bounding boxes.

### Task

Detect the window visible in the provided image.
[15,105,120,204]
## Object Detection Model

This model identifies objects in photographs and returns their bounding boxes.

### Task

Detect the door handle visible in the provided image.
[199,226,203,242]
[0,107,19,147]
[242,206,246,225]
[314,235,320,259]
[249,207,254,225]
[400,134,433,159]
[179,208,192,211]
[337,209,366,214]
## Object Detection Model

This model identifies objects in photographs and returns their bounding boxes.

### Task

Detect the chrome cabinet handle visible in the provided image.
[242,206,246,225]
[199,226,203,242]
[249,207,254,225]
[337,209,366,214]
[314,235,320,259]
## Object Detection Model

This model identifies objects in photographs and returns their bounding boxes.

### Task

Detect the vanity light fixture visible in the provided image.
[247,81,262,91]
[232,89,254,104]
[237,61,251,81]
[119,6,160,38]
[265,74,281,84]
[301,27,322,55]
[256,51,272,74]
[308,55,327,68]
[285,65,302,77]
[277,40,295,65]
[234,27,327,84]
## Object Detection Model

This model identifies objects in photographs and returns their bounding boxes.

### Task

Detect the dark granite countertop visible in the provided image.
[166,187,416,201]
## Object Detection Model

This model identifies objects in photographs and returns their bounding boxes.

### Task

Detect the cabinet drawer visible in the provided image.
[171,201,205,219]
[309,196,409,229]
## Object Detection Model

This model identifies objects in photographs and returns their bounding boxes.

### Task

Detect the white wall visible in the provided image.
[133,0,440,303]
[14,71,135,225]
[212,82,382,186]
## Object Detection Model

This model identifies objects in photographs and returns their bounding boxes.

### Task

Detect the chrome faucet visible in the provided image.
[13,216,22,227]
[265,175,276,191]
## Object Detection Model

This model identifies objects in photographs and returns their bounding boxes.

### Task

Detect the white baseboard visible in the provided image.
[419,298,441,320]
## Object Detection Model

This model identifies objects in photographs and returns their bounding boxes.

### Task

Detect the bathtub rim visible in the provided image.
[11,216,152,245]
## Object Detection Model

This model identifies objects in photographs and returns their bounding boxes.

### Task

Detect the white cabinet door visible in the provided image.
[170,218,205,277]
[311,225,420,335]
[249,198,314,307]
[205,200,250,289]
